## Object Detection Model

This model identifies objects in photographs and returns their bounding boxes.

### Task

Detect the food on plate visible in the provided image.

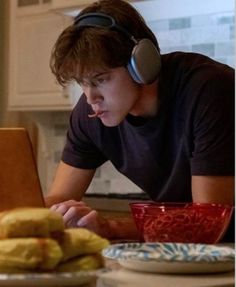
[57,228,110,261]
[0,207,64,238]
[0,238,63,272]
[0,207,109,273]
[56,253,104,272]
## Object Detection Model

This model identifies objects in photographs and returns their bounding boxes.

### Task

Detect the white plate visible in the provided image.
[0,269,106,286]
[103,242,235,274]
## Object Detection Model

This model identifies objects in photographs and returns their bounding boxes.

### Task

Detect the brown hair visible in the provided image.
[50,0,160,86]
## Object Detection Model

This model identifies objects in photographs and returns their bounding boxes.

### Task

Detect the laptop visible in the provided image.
[0,128,45,211]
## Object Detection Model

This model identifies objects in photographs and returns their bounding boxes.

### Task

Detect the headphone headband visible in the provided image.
[74,12,137,44]
[74,12,161,84]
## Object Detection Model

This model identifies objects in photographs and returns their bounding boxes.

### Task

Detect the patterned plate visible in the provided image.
[102,243,235,274]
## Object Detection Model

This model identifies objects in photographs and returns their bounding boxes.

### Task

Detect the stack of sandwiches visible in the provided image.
[0,207,109,273]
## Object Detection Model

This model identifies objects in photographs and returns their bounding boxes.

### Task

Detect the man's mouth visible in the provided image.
[88,111,104,118]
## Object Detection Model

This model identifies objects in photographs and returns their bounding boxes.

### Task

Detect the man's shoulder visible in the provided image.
[160,51,234,87]
[161,51,214,63]
[74,93,87,110]
[161,51,206,64]
[72,93,94,118]
[161,51,234,73]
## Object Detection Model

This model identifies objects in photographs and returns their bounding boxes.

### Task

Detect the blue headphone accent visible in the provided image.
[74,12,161,84]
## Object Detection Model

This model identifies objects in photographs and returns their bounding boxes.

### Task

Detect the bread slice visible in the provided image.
[0,208,64,238]
[56,228,109,262]
[56,253,104,272]
[0,238,63,271]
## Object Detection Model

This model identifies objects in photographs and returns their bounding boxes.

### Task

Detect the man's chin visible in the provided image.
[100,118,122,127]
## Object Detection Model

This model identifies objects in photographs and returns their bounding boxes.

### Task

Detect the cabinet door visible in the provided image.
[51,0,95,10]
[8,11,82,110]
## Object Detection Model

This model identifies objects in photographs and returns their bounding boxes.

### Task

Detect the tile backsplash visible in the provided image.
[149,12,234,67]
[38,10,234,196]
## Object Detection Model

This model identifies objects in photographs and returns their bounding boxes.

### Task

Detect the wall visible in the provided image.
[149,11,235,67]
[38,4,235,196]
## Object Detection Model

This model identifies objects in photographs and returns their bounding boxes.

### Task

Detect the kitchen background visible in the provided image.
[0,0,234,200]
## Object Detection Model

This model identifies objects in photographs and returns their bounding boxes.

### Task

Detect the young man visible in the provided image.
[46,0,234,241]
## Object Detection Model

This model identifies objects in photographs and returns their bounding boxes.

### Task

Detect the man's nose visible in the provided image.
[84,87,103,105]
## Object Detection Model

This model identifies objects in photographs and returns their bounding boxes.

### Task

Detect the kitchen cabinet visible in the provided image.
[51,0,95,10]
[50,0,139,13]
[7,0,82,111]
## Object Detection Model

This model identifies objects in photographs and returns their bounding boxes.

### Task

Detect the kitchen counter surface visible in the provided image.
[97,258,235,287]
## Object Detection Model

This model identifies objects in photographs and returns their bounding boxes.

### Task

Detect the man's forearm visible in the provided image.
[44,195,69,207]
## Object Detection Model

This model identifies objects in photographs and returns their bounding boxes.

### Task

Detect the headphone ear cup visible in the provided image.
[127,39,161,84]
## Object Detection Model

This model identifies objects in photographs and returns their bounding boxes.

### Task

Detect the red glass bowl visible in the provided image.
[129,202,234,244]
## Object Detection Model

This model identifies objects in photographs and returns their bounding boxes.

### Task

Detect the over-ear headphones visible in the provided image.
[74,13,161,84]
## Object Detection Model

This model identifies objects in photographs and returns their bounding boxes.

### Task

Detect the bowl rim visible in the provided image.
[129,201,234,209]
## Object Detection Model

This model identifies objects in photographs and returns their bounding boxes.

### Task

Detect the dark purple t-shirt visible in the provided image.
[62,52,235,241]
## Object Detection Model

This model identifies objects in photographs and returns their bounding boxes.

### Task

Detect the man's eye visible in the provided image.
[96,78,105,84]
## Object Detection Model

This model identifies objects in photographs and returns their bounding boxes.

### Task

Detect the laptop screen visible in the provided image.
[0,128,45,210]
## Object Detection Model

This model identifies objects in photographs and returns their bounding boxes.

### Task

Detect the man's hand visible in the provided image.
[50,200,111,238]
[50,199,140,240]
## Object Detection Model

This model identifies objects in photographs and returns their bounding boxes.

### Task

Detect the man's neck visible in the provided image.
[130,81,159,118]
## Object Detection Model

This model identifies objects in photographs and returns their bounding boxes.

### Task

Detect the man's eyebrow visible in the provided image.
[79,71,109,83]
[90,71,109,79]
